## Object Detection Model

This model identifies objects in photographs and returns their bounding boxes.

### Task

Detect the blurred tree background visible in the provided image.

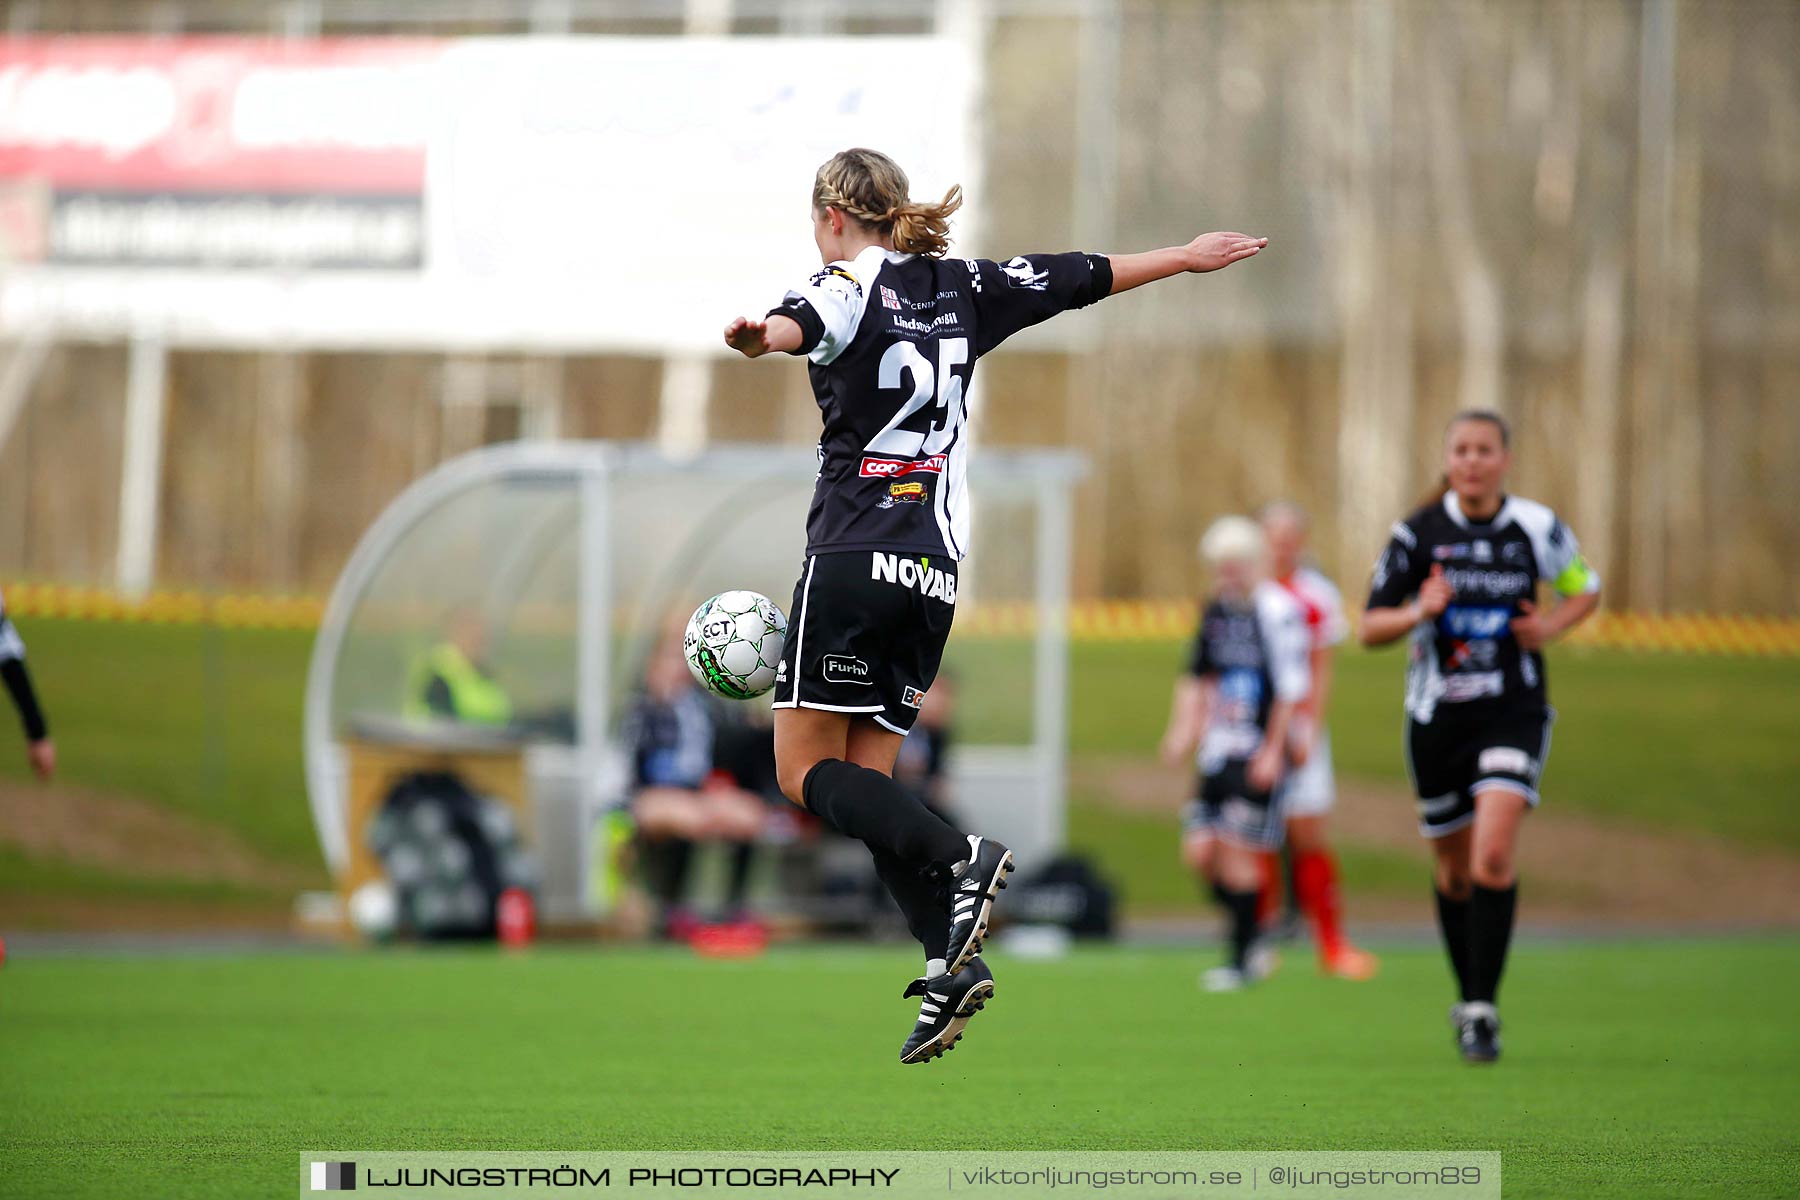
[0,0,1794,612]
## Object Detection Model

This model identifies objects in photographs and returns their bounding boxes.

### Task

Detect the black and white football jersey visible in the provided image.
[768,245,1112,561]
[1366,492,1601,724]
[1185,581,1311,770]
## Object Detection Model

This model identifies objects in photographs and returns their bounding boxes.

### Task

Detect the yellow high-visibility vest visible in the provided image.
[405,643,513,726]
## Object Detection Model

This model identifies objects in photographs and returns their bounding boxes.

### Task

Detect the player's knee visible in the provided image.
[1471,849,1514,889]
[1218,849,1261,893]
[1286,815,1325,852]
[1181,839,1211,875]
[776,758,816,808]
[1434,857,1473,899]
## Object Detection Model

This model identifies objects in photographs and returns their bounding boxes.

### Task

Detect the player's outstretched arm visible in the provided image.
[1107,232,1267,296]
[723,314,804,359]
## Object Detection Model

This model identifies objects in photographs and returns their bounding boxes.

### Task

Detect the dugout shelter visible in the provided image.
[304,440,1084,923]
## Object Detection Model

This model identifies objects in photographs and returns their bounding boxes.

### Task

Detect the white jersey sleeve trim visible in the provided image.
[1503,496,1601,595]
[780,246,881,367]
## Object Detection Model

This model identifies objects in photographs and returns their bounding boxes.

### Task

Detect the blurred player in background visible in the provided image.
[0,588,53,780]
[1259,502,1378,980]
[1162,516,1310,992]
[622,631,770,940]
[1361,410,1601,1063]
[725,146,1266,1061]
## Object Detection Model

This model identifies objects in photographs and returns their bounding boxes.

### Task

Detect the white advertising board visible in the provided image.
[0,36,978,353]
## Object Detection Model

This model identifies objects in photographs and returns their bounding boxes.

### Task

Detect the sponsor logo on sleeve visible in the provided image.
[810,264,861,296]
[1000,255,1050,290]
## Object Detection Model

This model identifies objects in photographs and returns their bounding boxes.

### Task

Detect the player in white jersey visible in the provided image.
[1260,503,1378,981]
[725,147,1266,1061]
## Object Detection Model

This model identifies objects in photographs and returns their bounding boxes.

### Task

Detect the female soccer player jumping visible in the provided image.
[1360,410,1601,1063]
[724,147,1265,1063]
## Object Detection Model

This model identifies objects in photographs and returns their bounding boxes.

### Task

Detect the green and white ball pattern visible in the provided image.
[684,590,788,700]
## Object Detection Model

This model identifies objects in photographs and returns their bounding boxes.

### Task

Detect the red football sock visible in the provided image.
[1256,852,1282,927]
[1294,848,1345,959]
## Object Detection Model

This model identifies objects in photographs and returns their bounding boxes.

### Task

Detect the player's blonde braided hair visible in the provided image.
[812,148,963,258]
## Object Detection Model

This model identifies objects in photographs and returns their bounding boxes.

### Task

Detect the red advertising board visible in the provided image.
[0,38,441,267]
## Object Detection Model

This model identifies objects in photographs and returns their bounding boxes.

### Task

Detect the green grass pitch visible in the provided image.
[3,941,1795,1198]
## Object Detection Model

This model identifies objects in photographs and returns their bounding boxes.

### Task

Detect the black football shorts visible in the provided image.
[1181,760,1285,850]
[770,550,957,735]
[1406,704,1555,838]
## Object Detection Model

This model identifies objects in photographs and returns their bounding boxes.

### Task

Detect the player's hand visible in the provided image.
[1417,565,1454,620]
[1288,720,1315,767]
[1511,599,1550,651]
[723,316,773,358]
[1247,745,1283,793]
[1184,232,1267,273]
[27,737,54,781]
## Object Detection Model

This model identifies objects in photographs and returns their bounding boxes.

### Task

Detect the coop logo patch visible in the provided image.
[879,480,928,509]
[310,1162,356,1191]
[870,553,958,605]
[860,454,946,478]
[822,654,870,683]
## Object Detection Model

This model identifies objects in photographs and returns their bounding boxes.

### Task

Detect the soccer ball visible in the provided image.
[348,880,399,941]
[683,590,788,700]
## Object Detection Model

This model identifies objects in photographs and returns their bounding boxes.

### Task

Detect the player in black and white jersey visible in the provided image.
[1361,410,1601,1063]
[1161,517,1310,993]
[725,147,1265,1063]
[0,588,53,782]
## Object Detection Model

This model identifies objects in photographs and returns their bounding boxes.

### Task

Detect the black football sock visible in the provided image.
[1208,878,1232,909]
[802,759,968,870]
[1222,887,1261,971]
[872,848,951,963]
[657,839,694,907]
[722,842,755,918]
[1435,887,1474,1002]
[1467,883,1519,1005]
